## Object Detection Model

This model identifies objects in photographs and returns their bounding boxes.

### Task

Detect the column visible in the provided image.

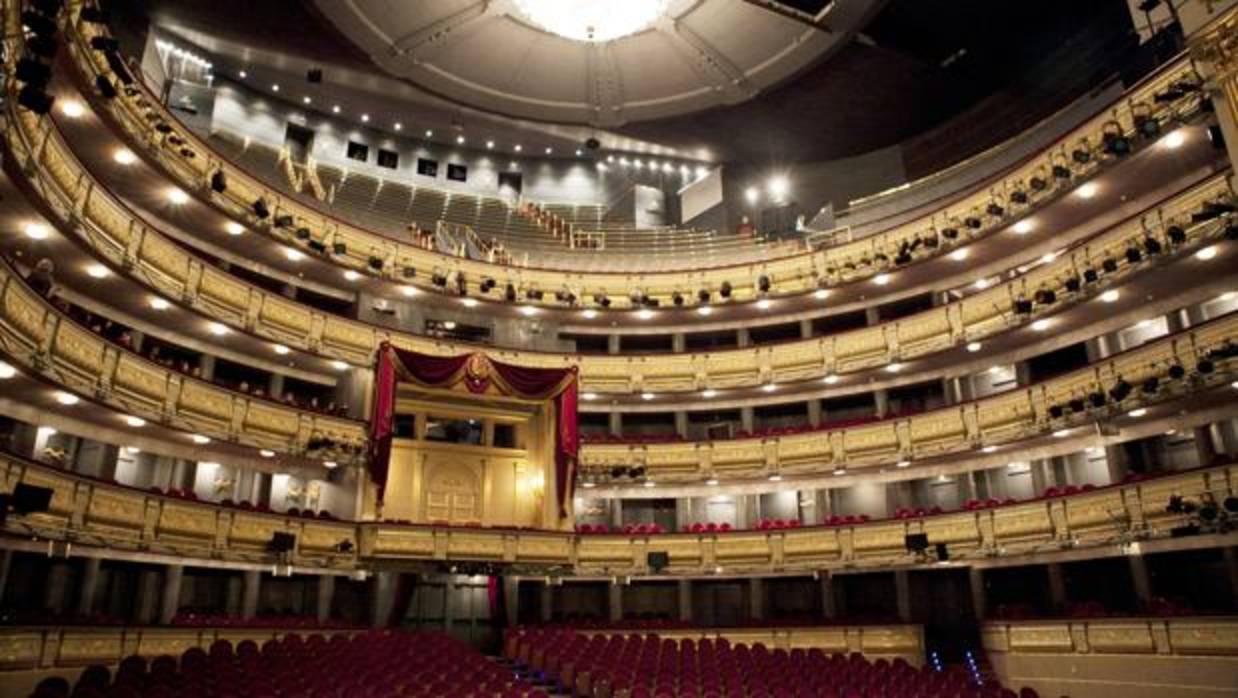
[675,412,689,439]
[608,412,622,437]
[370,571,396,628]
[76,557,102,616]
[677,579,693,622]
[737,328,751,347]
[671,334,686,353]
[894,570,911,623]
[539,582,554,622]
[740,407,755,432]
[241,570,261,620]
[610,500,623,530]
[0,550,12,606]
[807,399,822,428]
[316,574,336,623]
[608,581,623,622]
[1014,361,1032,387]
[43,562,72,615]
[1128,555,1153,608]
[607,335,621,355]
[443,575,455,632]
[159,565,184,625]
[503,577,519,628]
[134,569,161,625]
[748,578,765,621]
[198,354,216,381]
[800,319,814,339]
[269,373,286,401]
[1194,426,1219,466]
[865,307,880,326]
[820,573,836,619]
[1046,563,1067,614]
[873,390,889,418]
[968,567,986,620]
[958,471,977,504]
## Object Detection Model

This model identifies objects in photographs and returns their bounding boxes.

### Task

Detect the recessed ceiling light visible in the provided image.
[149,297,171,311]
[581,481,596,489]
[896,460,910,468]
[225,222,245,236]
[823,374,839,385]
[323,460,338,469]
[486,140,495,149]
[271,84,280,92]
[885,363,902,373]
[302,96,311,104]
[60,100,85,118]
[361,114,370,122]
[1162,129,1185,149]
[207,322,228,336]
[545,147,553,154]
[702,389,717,398]
[343,270,360,281]
[331,360,348,371]
[582,392,598,401]
[85,264,109,279]
[640,392,655,400]
[756,299,772,310]
[814,288,830,300]
[273,344,290,355]
[949,248,970,261]
[191,434,211,444]
[697,306,713,316]
[519,306,539,317]
[637,309,654,320]
[643,480,656,488]
[0,361,15,379]
[400,285,418,297]
[23,223,49,240]
[1100,289,1120,303]
[832,467,846,476]
[442,321,457,330]
[332,105,340,114]
[967,341,982,352]
[166,188,189,205]
[124,446,140,455]
[1030,319,1051,331]
[1012,220,1034,234]
[762,383,777,393]
[394,122,402,131]
[113,148,136,165]
[457,135,466,145]
[1195,245,1218,261]
[973,278,990,290]
[576,149,583,156]
[1076,182,1098,199]
[514,144,523,152]
[768,474,782,482]
[55,391,79,406]
[581,309,598,319]
[981,445,997,453]
[873,273,891,285]
[238,70,247,79]
[125,416,146,427]
[259,449,275,458]
[1128,408,1148,418]
[1052,429,1070,438]
[706,478,719,486]
[461,298,479,308]
[284,248,304,261]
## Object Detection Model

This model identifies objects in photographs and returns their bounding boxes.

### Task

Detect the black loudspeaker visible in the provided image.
[332,242,347,256]
[647,551,669,572]
[585,137,600,150]
[252,198,270,219]
[307,68,323,84]
[904,533,929,553]
[935,543,949,561]
[210,170,227,193]
[269,532,296,552]
[11,483,53,515]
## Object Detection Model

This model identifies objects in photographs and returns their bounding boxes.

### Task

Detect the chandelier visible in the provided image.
[512,0,669,43]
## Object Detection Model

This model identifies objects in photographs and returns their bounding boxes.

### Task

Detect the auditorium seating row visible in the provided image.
[62,9,1210,301]
[6,81,1231,395]
[0,262,367,463]
[18,630,546,698]
[2,452,1230,573]
[505,628,1019,698]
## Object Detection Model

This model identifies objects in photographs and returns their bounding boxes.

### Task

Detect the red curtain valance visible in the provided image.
[368,343,579,517]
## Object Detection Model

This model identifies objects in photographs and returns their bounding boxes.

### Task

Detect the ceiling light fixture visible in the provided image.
[511,0,671,43]
[85,263,109,279]
[1012,220,1034,234]
[873,273,891,286]
[55,391,79,406]
[60,100,85,118]
[1162,129,1185,149]
[461,298,479,308]
[1100,289,1120,303]
[273,344,290,355]
[191,434,211,444]
[0,362,15,379]
[125,416,146,427]
[24,223,48,240]
[149,297,170,311]
[581,309,598,319]
[225,221,245,236]
[400,285,418,297]
[113,148,136,165]
[1195,245,1218,261]
[166,188,189,205]
[967,341,982,352]
[1030,319,1051,331]
[331,360,349,371]
[1076,182,1099,199]
[207,322,229,336]
[950,248,969,261]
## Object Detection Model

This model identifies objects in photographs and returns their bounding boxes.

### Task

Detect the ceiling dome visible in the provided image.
[313,0,880,126]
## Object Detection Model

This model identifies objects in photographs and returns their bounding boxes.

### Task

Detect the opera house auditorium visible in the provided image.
[0,0,1237,696]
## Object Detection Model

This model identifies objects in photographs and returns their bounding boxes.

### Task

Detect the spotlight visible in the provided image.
[1168,364,1186,380]
[1052,164,1071,180]
[1143,237,1162,255]
[1125,246,1142,263]
[1102,129,1132,157]
[1072,146,1091,164]
[986,202,1004,217]
[17,85,54,115]
[1088,392,1106,408]
[1109,379,1132,402]
[1010,189,1028,205]
[672,292,684,306]
[252,198,270,219]
[15,58,51,88]
[274,215,294,228]
[1142,377,1159,394]
[1064,276,1082,293]
[1102,258,1119,273]
[719,282,732,299]
[1033,289,1056,305]
[757,275,771,293]
[1013,299,1033,315]
[1029,176,1048,191]
[964,216,982,229]
[210,170,227,193]
[1197,359,1214,374]
[697,289,710,304]
[332,242,347,256]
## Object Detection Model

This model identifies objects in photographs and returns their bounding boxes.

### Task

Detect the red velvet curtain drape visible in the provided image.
[368,343,579,517]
